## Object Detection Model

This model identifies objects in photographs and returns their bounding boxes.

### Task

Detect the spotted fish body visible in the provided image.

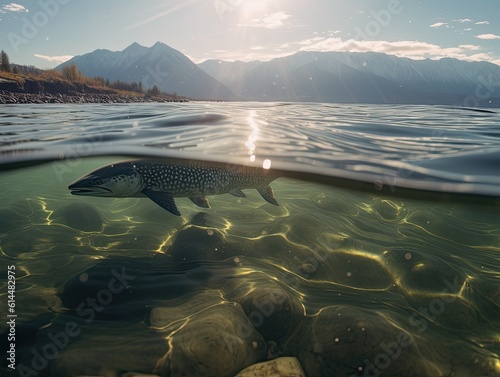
[68,159,280,215]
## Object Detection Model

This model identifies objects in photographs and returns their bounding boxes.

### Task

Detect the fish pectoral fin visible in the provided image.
[257,185,279,206]
[189,196,210,208]
[142,189,181,216]
[228,189,246,198]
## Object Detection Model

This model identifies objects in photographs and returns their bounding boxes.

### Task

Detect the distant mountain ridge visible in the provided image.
[56,42,239,100]
[57,42,500,106]
[197,59,263,86]
[199,51,500,106]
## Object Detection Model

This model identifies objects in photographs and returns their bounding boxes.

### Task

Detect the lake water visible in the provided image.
[0,102,499,377]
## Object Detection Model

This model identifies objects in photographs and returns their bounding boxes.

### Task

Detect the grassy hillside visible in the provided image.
[0,63,188,102]
[0,69,140,97]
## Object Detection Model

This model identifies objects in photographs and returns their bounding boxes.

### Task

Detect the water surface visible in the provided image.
[0,103,499,376]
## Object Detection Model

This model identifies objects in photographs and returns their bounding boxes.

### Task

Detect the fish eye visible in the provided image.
[95,179,102,185]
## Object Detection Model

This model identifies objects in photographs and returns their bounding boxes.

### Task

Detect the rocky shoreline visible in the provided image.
[0,74,189,104]
[0,90,188,104]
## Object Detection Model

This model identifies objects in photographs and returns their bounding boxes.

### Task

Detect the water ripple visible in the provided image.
[1,102,499,196]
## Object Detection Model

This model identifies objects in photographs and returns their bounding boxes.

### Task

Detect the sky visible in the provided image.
[0,0,499,68]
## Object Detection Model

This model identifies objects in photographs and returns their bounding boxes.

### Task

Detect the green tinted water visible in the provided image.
[0,157,499,376]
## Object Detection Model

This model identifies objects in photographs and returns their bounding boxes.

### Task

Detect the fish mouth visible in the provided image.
[68,184,112,196]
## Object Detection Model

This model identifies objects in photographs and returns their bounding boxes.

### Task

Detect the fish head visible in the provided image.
[68,163,144,197]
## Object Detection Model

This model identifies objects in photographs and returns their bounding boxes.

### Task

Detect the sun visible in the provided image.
[241,0,270,13]
[238,0,280,19]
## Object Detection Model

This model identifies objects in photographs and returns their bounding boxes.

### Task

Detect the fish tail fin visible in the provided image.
[257,185,279,206]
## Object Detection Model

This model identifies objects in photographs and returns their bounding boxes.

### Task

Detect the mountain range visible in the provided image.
[57,42,238,100]
[57,42,500,106]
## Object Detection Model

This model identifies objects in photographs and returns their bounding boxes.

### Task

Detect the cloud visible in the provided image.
[299,37,438,56]
[2,3,28,12]
[200,46,290,62]
[475,21,489,25]
[430,22,448,28]
[459,44,480,50]
[34,54,74,63]
[298,37,325,46]
[453,18,473,23]
[476,34,500,40]
[297,37,500,64]
[239,11,291,29]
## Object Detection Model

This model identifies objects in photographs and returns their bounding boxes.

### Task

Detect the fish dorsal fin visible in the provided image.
[228,189,246,198]
[189,196,210,208]
[142,189,181,216]
[257,185,279,206]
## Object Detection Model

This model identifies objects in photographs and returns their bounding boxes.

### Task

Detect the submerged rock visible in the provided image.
[221,276,305,346]
[314,249,395,290]
[167,222,229,263]
[286,305,432,377]
[59,255,209,321]
[53,289,266,377]
[148,289,227,327]
[235,357,306,377]
[151,291,267,377]
[51,202,104,232]
[0,207,25,233]
[51,321,167,377]
[0,199,49,240]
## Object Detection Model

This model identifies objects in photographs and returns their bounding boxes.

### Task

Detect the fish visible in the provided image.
[68,159,280,216]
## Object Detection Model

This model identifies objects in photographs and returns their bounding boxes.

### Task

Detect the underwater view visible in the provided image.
[0,102,499,376]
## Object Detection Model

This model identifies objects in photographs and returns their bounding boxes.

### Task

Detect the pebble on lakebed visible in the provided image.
[235,357,306,377]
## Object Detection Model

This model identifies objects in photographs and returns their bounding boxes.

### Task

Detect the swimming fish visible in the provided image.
[68,159,279,215]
